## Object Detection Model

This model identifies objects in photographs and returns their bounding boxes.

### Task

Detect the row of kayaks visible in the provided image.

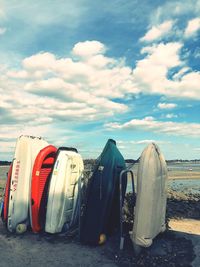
[1,136,83,234]
[1,135,168,249]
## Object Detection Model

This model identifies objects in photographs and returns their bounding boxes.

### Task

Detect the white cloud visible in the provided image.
[0,27,6,35]
[169,72,200,98]
[136,139,156,144]
[150,1,200,25]
[158,103,177,109]
[165,113,178,119]
[135,139,169,145]
[72,41,106,58]
[7,70,29,79]
[23,52,56,70]
[133,42,200,99]
[0,124,49,140]
[1,41,132,130]
[17,43,137,99]
[24,77,128,117]
[133,42,182,94]
[1,39,200,144]
[2,39,200,115]
[172,67,190,80]
[0,81,127,125]
[185,18,200,38]
[141,42,182,68]
[87,54,115,68]
[140,20,174,42]
[117,139,170,145]
[0,141,17,153]
[106,117,200,137]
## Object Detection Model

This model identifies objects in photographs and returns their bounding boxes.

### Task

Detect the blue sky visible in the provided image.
[0,0,200,160]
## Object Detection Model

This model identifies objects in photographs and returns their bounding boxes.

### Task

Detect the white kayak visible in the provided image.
[45,147,84,234]
[7,135,48,233]
[130,143,168,248]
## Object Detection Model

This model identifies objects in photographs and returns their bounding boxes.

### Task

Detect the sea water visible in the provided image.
[168,179,200,194]
[1,164,200,194]
[125,162,200,195]
[126,178,200,194]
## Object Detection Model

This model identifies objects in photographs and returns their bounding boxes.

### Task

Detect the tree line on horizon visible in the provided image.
[0,158,200,166]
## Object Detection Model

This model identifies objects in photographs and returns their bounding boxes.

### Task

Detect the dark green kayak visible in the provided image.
[80,139,127,245]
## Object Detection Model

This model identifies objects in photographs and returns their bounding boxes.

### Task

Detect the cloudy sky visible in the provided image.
[0,0,200,160]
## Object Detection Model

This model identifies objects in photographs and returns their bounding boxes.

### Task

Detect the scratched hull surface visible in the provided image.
[131,143,168,247]
[7,136,48,232]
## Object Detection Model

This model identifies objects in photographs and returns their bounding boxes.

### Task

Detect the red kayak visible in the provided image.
[31,145,57,233]
[3,163,13,222]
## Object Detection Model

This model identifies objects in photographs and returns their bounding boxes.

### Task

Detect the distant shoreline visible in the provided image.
[129,174,200,180]
[169,176,200,180]
[1,160,200,166]
[0,162,11,166]
[1,161,200,181]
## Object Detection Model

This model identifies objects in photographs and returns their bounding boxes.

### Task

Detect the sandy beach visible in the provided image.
[0,163,199,266]
[131,162,200,180]
[0,190,199,267]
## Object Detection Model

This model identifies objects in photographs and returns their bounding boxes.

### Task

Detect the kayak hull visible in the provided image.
[80,139,127,245]
[7,136,48,232]
[45,148,84,234]
[31,145,57,233]
[131,143,168,247]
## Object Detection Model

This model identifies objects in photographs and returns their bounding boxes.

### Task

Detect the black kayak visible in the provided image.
[80,139,127,245]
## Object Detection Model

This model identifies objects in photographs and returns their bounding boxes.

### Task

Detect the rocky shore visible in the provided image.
[116,189,200,266]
